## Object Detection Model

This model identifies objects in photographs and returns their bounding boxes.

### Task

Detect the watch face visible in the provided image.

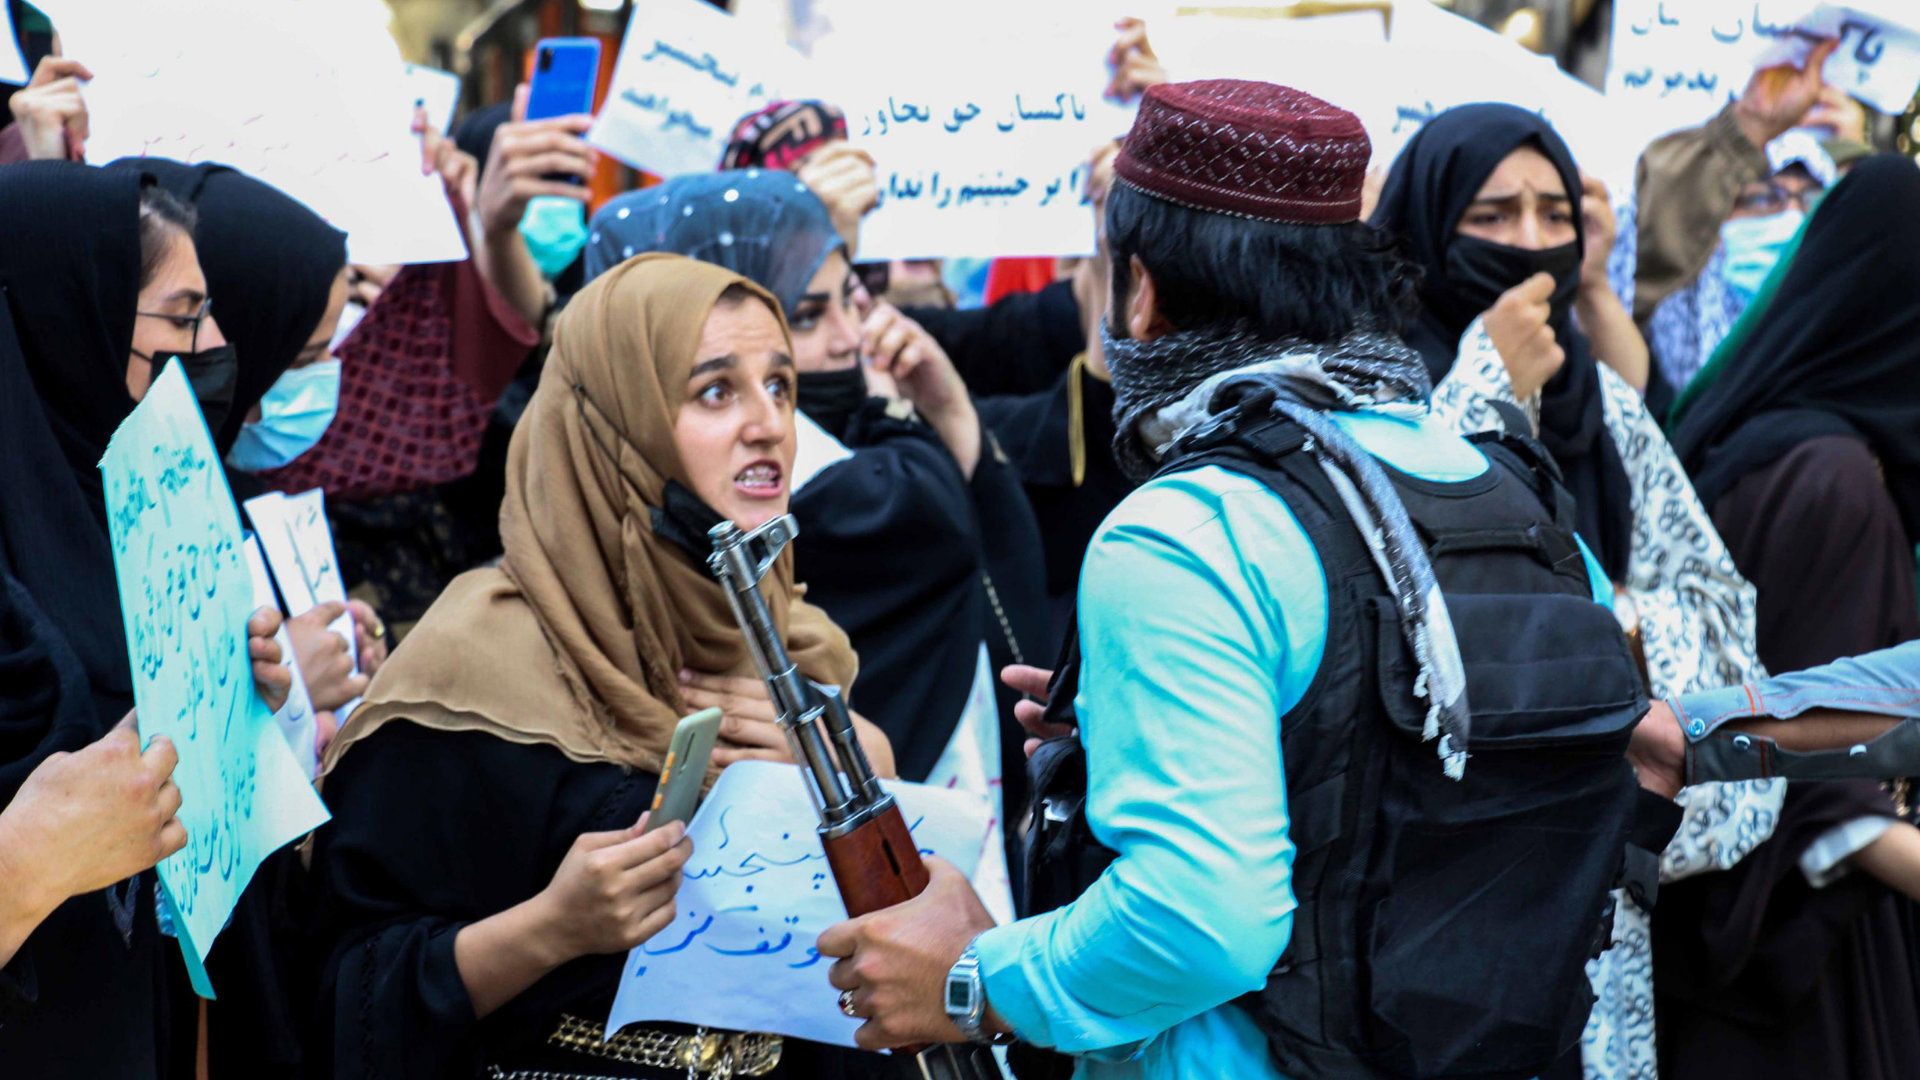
[946,980,973,1011]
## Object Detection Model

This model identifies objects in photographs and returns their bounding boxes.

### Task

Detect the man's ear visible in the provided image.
[1125,255,1175,342]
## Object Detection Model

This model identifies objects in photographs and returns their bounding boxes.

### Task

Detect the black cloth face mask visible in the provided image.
[142,344,239,434]
[796,365,869,440]
[1434,236,1581,329]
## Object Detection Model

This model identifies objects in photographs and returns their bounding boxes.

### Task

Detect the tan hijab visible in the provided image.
[322,254,856,776]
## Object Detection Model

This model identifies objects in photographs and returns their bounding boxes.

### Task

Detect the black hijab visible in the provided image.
[1672,154,1920,541]
[112,159,349,454]
[0,297,121,774]
[0,162,142,719]
[1371,103,1633,580]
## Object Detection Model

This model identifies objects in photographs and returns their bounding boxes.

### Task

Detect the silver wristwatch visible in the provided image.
[944,937,1005,1044]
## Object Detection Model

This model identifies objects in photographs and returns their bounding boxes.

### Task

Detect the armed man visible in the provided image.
[815,79,1661,1080]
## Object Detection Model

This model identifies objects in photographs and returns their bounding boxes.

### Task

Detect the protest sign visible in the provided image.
[604,761,991,1047]
[1177,23,1638,197]
[99,362,330,997]
[405,64,463,135]
[824,20,1135,261]
[1607,0,1920,145]
[41,0,467,266]
[0,3,26,86]
[245,489,360,716]
[589,0,804,177]
[242,536,320,779]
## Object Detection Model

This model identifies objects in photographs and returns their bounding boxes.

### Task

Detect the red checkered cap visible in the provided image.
[1114,80,1370,225]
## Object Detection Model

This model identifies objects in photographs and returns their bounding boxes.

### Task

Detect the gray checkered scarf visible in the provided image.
[1106,321,1470,777]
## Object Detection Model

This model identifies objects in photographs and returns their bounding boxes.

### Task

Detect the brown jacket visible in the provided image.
[1632,105,1772,324]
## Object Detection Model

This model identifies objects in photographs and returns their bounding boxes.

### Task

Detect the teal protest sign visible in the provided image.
[99,362,330,998]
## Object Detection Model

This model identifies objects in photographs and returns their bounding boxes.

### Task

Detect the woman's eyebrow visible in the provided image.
[689,354,739,378]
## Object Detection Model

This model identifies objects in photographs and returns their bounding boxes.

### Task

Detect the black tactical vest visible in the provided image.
[1019,405,1665,1080]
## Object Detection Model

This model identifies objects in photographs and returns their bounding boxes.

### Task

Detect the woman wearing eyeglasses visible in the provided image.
[1623,43,1846,408]
[1630,134,1833,402]
[0,161,298,1080]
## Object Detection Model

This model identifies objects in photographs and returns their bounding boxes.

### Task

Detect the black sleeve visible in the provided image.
[0,951,34,1029]
[310,722,651,1079]
[902,279,1084,399]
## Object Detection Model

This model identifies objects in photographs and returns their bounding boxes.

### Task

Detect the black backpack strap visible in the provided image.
[1485,399,1532,440]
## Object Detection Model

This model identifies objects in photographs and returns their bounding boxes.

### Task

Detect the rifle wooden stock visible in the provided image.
[821,800,930,917]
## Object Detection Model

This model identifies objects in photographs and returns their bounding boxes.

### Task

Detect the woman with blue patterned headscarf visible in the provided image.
[589,171,1047,912]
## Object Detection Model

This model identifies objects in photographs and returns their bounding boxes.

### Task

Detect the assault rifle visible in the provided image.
[708,517,1000,1080]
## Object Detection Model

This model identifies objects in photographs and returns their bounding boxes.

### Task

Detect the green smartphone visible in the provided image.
[644,708,723,833]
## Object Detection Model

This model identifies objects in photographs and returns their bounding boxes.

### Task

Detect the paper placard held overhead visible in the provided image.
[590,0,804,177]
[828,20,1135,261]
[1607,0,1920,147]
[98,362,330,998]
[605,761,991,1047]
[42,0,467,265]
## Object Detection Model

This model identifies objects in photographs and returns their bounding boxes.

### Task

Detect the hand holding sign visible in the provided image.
[8,56,92,161]
[1736,37,1841,148]
[0,725,186,920]
[794,142,879,254]
[604,761,991,1047]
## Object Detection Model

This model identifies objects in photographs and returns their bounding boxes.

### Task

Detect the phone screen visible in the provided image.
[525,38,600,121]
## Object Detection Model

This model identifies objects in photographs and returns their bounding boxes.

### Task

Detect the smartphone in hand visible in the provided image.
[526,37,601,185]
[643,708,723,834]
[525,37,601,121]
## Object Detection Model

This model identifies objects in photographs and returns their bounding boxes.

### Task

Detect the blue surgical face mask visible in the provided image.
[519,195,588,279]
[225,358,341,472]
[1719,208,1804,299]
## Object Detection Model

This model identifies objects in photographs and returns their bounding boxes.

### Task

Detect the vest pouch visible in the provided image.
[1375,592,1648,749]
[1355,596,1642,1079]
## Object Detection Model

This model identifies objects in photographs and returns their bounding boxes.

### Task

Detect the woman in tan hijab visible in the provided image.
[309,254,892,1080]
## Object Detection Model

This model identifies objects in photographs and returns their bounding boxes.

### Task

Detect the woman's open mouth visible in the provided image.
[734,460,784,498]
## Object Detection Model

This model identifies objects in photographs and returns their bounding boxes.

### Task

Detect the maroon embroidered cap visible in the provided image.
[1113,79,1370,225]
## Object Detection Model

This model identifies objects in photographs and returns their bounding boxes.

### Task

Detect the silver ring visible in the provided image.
[838,990,859,1018]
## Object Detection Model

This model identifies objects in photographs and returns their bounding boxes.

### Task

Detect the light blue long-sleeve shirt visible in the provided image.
[974,408,1497,1080]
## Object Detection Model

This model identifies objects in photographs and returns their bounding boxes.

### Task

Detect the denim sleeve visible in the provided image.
[1674,641,1920,783]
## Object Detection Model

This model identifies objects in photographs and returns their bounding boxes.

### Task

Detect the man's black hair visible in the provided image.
[1106,181,1418,342]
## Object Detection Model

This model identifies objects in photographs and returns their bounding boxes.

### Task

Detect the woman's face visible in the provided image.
[127,229,226,401]
[1454,146,1577,251]
[1728,165,1824,222]
[244,265,352,424]
[785,249,861,374]
[673,295,796,530]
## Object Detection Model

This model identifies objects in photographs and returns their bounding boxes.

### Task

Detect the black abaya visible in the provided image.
[978,365,1134,654]
[0,163,175,1079]
[1672,154,1920,543]
[792,400,1048,791]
